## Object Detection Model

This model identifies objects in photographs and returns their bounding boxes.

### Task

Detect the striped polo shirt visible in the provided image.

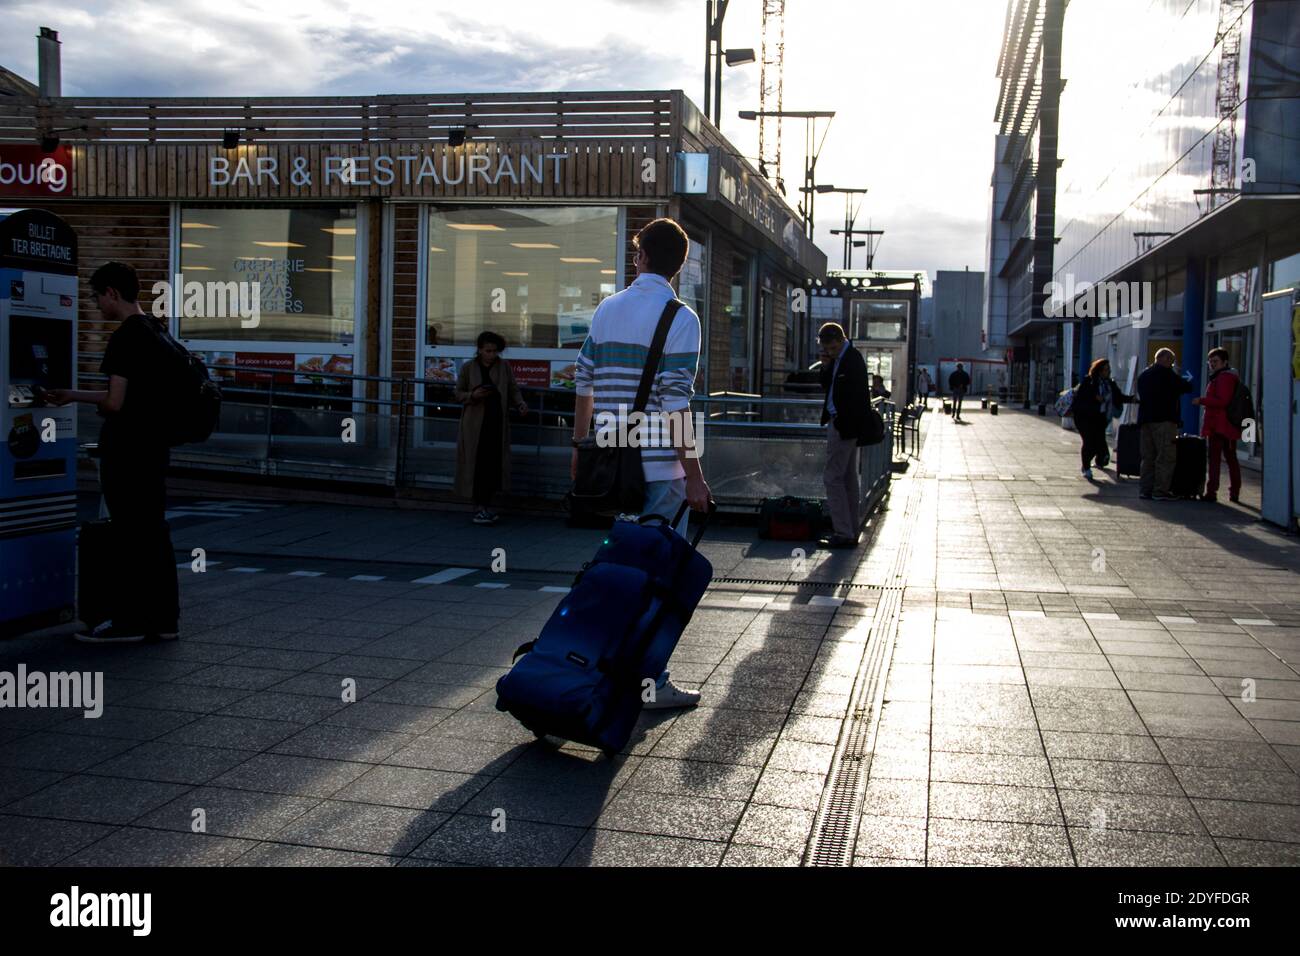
[574,272,701,482]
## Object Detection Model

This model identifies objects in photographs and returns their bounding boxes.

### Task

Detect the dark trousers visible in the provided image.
[952,389,965,418]
[1078,417,1109,469]
[1207,433,1241,496]
[472,407,503,508]
[100,443,179,633]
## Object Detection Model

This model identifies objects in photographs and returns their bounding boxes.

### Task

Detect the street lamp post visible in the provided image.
[739,109,834,239]
[704,1,755,127]
[818,185,871,268]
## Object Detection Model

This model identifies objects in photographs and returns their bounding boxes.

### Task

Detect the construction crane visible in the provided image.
[1209,0,1245,213]
[758,0,786,192]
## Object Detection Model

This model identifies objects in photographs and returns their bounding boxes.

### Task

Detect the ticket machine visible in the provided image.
[0,208,78,635]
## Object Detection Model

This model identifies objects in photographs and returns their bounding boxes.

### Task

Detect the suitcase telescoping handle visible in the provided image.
[637,499,716,549]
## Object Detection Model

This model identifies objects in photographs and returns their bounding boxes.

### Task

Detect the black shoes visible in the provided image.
[819,534,859,549]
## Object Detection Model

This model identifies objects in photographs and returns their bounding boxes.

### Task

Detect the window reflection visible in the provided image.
[178,205,357,343]
[425,206,618,349]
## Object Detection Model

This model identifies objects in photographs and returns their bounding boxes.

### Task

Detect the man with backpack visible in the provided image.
[571,218,707,709]
[44,262,180,643]
[1193,347,1250,503]
[948,363,971,421]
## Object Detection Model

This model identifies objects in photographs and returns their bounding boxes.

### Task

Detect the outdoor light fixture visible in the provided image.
[447,128,466,147]
[37,125,87,153]
[222,126,267,149]
[737,109,835,239]
[725,48,756,66]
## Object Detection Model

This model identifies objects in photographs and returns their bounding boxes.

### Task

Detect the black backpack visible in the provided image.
[1226,376,1254,431]
[145,321,222,446]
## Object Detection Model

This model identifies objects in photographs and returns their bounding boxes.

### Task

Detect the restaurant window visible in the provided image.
[727,256,751,392]
[177,205,358,344]
[678,232,707,329]
[425,205,618,355]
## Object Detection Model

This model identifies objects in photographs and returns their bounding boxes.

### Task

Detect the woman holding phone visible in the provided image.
[454,331,527,524]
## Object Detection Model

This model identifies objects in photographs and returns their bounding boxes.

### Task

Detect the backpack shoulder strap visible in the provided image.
[632,298,683,414]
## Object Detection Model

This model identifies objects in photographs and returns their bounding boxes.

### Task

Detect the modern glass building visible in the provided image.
[986,0,1300,443]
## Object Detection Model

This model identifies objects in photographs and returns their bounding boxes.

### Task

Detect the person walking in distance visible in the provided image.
[571,217,708,709]
[1073,358,1135,480]
[1193,347,1242,503]
[948,362,971,421]
[917,367,931,408]
[1135,348,1192,500]
[43,262,180,643]
[817,322,871,549]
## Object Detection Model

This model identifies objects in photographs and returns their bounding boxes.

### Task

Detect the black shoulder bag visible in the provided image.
[570,298,683,515]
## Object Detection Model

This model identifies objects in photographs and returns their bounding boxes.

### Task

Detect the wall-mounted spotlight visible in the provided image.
[37,125,87,153]
[447,128,467,147]
[222,129,240,149]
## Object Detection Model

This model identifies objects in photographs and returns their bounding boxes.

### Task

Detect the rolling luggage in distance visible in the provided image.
[1116,423,1141,477]
[758,496,824,540]
[1171,435,1207,499]
[496,501,715,756]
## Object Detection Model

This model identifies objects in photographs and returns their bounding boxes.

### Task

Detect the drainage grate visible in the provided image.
[711,577,881,590]
[804,455,927,867]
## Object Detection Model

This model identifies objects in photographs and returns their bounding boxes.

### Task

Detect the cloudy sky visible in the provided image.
[1,0,1006,282]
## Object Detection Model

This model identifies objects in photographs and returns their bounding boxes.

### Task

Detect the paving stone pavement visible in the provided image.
[2,406,1297,866]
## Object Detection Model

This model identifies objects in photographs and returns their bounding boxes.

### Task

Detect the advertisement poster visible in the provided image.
[424,355,460,385]
[508,359,550,389]
[293,353,352,384]
[549,359,577,390]
[228,352,295,385]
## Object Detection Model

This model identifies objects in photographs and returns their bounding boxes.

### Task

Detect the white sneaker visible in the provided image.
[75,620,145,644]
[1081,467,1094,480]
[643,679,701,710]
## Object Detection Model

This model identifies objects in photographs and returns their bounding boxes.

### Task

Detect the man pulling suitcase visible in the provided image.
[497,219,713,754]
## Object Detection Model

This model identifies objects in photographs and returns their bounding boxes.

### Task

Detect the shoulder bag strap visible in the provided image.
[632,299,684,414]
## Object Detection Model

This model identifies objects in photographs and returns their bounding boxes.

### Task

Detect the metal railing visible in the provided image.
[76,364,893,517]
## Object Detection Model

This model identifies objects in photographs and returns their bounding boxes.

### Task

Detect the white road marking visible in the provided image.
[411,568,476,585]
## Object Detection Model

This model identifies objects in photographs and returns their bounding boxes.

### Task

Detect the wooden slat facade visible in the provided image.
[4,89,824,411]
[54,141,675,203]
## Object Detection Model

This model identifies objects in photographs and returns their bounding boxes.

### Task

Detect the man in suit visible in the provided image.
[818,322,870,548]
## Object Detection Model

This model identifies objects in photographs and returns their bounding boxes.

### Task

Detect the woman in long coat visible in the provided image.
[454,331,527,524]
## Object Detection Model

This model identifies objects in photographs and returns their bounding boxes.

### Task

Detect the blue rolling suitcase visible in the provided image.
[496,502,714,756]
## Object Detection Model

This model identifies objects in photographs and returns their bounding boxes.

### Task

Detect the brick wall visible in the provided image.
[25,202,170,388]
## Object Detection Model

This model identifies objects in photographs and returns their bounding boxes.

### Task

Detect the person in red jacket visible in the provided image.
[1192,347,1241,503]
